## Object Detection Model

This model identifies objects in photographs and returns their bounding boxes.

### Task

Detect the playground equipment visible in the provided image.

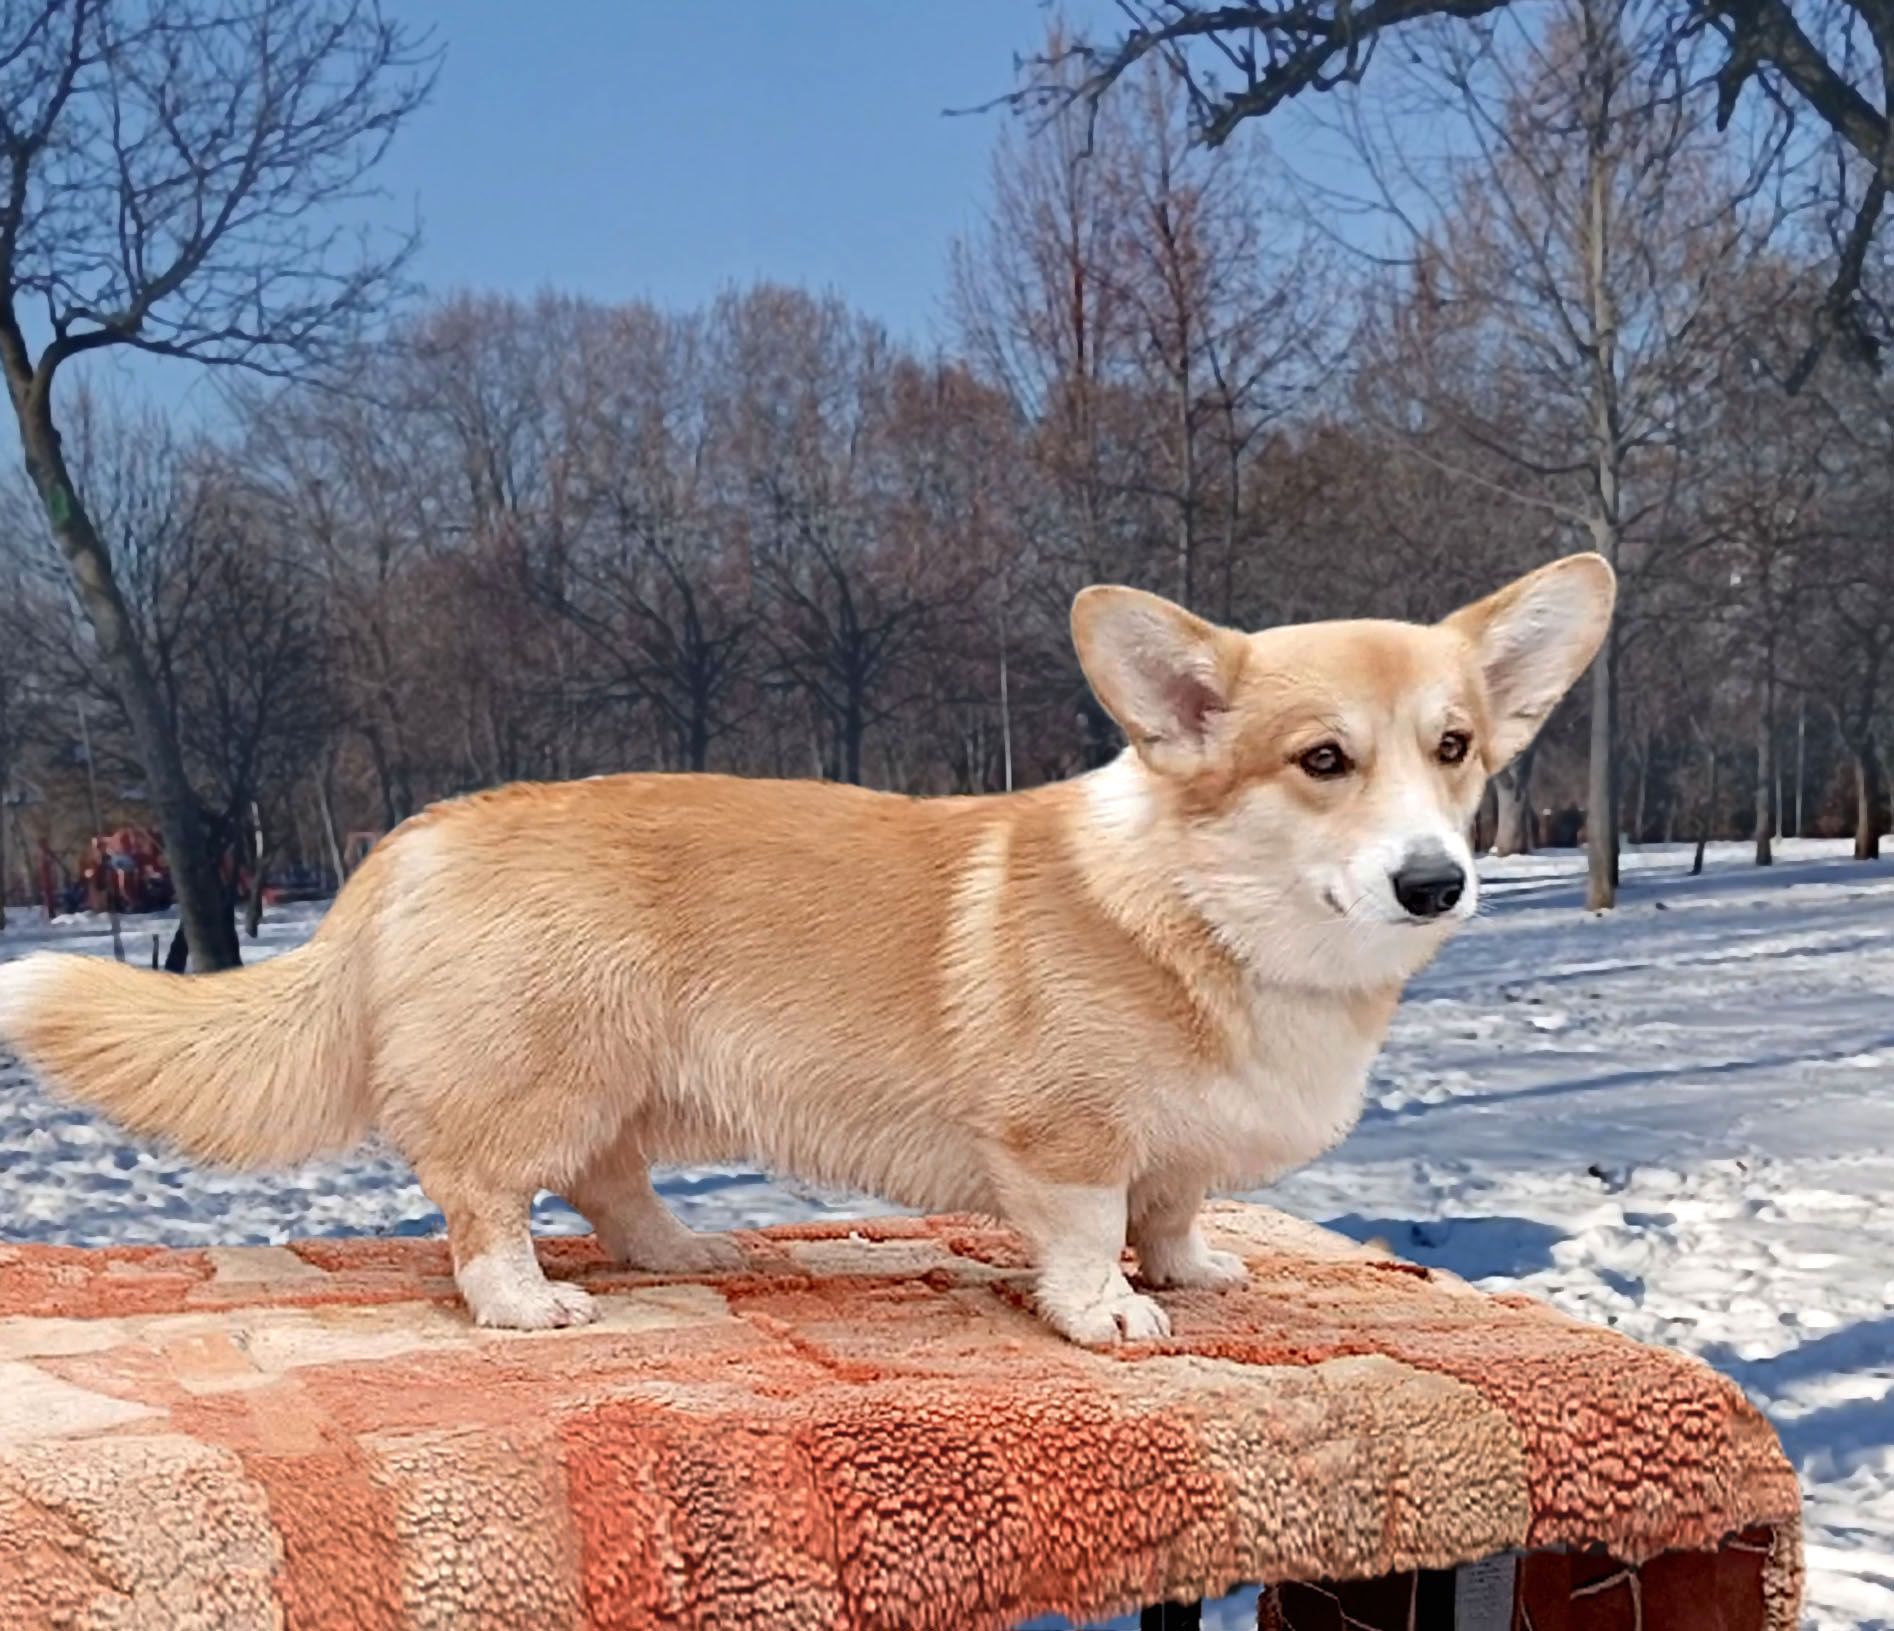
[77,825,173,915]
[0,1203,1798,1629]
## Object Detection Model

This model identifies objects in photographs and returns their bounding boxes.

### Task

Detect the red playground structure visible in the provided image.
[78,826,175,916]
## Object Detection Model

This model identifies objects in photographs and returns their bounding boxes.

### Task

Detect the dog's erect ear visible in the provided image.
[1444,553,1617,769]
[1071,586,1246,773]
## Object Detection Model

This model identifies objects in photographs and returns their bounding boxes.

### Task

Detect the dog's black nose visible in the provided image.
[1391,853,1466,919]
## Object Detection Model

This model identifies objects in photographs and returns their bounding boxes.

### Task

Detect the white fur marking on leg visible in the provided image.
[1017,1183,1172,1346]
[1039,1260,1173,1344]
[457,1238,597,1331]
[1137,1224,1247,1290]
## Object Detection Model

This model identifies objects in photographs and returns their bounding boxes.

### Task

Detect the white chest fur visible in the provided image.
[1152,987,1388,1191]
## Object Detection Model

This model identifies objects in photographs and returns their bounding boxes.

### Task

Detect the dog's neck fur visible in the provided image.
[1046,750,1396,1194]
[1072,749,1407,1067]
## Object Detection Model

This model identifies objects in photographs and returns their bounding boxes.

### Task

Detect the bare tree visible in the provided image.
[4,399,333,960]
[1702,328,1825,865]
[953,38,1179,767]
[237,351,444,828]
[954,30,1138,602]
[556,302,756,773]
[0,0,434,968]
[175,470,333,903]
[1008,0,1894,383]
[395,295,590,787]
[0,575,16,928]
[1798,343,1894,858]
[1104,65,1321,610]
[1340,0,1772,905]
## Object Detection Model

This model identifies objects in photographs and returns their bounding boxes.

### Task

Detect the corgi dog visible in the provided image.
[0,554,1614,1343]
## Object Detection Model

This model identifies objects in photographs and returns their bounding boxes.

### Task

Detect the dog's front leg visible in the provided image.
[996,1169,1171,1344]
[1129,1180,1247,1290]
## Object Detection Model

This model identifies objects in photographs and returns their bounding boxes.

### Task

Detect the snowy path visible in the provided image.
[3,839,1890,1629]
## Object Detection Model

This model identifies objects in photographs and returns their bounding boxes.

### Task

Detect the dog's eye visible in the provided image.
[1297,743,1351,780]
[1438,731,1472,765]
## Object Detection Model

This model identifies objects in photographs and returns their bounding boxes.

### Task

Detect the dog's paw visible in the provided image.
[1138,1241,1247,1290]
[1042,1280,1173,1345]
[470,1278,598,1331]
[632,1232,747,1276]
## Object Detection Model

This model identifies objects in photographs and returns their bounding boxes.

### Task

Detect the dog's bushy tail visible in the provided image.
[0,911,375,1171]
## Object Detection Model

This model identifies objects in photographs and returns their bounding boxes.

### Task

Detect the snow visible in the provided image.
[3,838,1891,1630]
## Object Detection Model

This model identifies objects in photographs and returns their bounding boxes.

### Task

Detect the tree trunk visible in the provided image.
[287,797,310,876]
[1492,744,1536,856]
[1608,619,1621,889]
[1692,740,1716,877]
[842,693,865,786]
[10,387,239,970]
[244,802,267,938]
[1856,741,1884,862]
[1585,622,1617,908]
[316,772,348,884]
[165,809,239,970]
[997,593,1015,794]
[1754,660,1774,867]
[76,699,125,965]
[0,734,9,932]
[1221,407,1241,625]
[1176,363,1196,607]
[1774,755,1785,842]
[244,866,268,936]
[1582,95,1621,911]
[10,805,34,917]
[1631,731,1650,844]
[687,697,711,774]
[365,727,400,831]
[1794,696,1806,838]
[0,679,8,928]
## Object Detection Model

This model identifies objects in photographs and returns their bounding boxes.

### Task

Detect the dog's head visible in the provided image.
[1073,554,1616,989]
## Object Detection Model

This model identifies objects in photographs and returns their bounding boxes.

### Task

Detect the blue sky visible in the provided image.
[74,1,1383,423]
[80,0,1119,416]
[373,0,1090,342]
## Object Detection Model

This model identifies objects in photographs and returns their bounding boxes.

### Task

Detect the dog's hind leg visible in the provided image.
[1129,1179,1246,1290]
[417,1165,597,1330]
[564,1130,745,1275]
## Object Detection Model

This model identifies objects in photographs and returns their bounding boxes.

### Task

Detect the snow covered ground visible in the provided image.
[2,838,1890,1630]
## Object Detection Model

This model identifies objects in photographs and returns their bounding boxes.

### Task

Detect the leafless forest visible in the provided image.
[0,0,1890,968]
